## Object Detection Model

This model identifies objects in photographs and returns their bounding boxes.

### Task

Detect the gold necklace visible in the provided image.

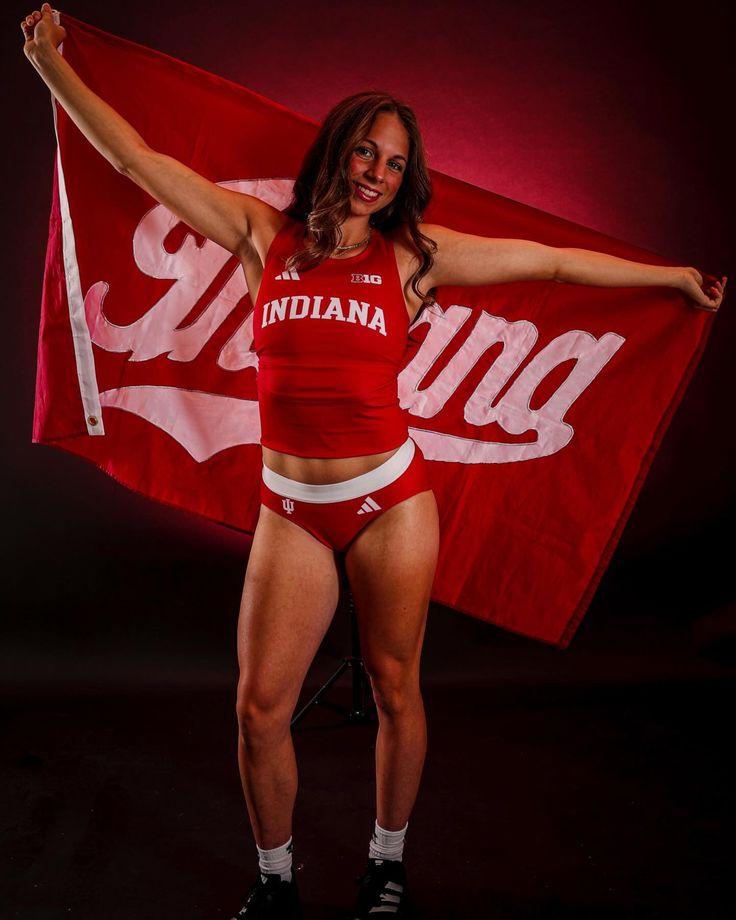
[334,229,372,252]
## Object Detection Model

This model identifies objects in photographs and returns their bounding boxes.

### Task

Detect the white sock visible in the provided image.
[256,835,293,883]
[368,820,408,863]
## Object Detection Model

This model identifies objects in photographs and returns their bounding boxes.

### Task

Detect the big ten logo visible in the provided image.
[351,273,382,285]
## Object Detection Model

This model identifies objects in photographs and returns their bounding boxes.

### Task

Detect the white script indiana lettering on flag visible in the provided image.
[83,175,626,466]
[34,13,715,646]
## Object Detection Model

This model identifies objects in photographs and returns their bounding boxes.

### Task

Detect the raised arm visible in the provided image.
[22,4,276,259]
[420,223,726,312]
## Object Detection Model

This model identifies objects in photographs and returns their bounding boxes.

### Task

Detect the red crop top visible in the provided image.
[252,217,410,458]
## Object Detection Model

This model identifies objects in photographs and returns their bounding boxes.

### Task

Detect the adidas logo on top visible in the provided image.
[357,496,382,515]
[275,270,300,280]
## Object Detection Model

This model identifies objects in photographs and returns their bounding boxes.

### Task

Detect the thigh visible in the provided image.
[345,489,439,678]
[237,504,341,714]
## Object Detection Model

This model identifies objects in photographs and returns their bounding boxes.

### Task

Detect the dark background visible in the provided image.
[2,1,735,918]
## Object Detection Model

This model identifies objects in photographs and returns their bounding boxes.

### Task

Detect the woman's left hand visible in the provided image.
[678,268,726,312]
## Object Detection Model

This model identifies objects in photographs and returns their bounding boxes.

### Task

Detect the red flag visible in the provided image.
[34,13,716,646]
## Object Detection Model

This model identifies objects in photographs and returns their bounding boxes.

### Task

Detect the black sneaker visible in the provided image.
[349,858,413,918]
[232,872,302,919]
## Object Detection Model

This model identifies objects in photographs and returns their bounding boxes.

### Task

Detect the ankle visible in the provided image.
[368,820,408,862]
[256,835,293,882]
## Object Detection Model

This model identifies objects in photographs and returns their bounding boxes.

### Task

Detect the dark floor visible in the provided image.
[2,676,734,920]
[2,531,735,919]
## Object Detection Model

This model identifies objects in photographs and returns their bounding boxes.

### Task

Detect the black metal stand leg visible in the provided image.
[346,589,373,724]
[291,568,375,729]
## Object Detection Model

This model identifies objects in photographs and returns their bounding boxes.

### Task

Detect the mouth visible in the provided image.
[353,181,382,203]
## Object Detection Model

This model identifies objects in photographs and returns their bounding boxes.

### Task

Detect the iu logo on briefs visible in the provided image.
[282,498,295,515]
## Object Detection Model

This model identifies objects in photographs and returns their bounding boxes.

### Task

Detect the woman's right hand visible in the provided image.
[21,2,66,59]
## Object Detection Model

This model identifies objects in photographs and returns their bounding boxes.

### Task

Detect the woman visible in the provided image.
[22,5,725,919]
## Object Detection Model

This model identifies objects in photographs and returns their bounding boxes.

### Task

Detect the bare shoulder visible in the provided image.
[388,221,453,263]
[384,223,416,284]
[414,222,461,250]
[241,198,292,266]
[386,222,440,320]
[387,222,426,269]
[415,221,446,240]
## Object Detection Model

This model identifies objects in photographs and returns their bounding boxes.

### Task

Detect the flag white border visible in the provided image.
[50,34,105,436]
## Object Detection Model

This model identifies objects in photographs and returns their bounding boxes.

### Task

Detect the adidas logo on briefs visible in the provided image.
[351,273,382,284]
[275,270,300,280]
[357,496,382,515]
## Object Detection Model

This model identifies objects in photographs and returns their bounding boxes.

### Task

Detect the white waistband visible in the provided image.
[262,437,415,503]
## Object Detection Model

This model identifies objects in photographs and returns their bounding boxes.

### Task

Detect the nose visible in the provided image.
[365,158,386,183]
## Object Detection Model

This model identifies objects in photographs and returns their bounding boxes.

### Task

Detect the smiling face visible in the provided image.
[347,110,410,218]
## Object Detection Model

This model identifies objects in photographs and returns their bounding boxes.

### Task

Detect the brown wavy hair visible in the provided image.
[284,90,437,306]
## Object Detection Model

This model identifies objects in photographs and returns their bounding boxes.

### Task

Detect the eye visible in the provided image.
[389,160,404,172]
[355,145,373,158]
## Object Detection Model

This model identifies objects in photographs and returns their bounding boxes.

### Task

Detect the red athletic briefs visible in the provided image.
[260,437,431,552]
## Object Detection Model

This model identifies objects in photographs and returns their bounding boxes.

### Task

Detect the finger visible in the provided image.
[700,289,720,308]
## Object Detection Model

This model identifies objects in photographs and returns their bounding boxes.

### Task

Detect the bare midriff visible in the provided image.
[261,445,402,485]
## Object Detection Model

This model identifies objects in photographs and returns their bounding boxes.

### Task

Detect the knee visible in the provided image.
[235,681,292,745]
[366,662,422,719]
